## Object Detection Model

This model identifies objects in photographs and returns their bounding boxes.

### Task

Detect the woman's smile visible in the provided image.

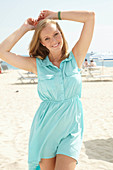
[52,42,60,48]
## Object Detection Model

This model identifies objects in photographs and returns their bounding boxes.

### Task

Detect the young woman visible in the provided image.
[0,10,95,170]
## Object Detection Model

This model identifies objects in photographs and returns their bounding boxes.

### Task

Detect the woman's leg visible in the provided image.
[55,154,77,170]
[39,156,56,170]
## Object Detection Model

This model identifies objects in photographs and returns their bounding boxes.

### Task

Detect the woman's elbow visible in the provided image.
[89,11,95,19]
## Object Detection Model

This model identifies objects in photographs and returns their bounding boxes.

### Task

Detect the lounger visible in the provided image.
[82,66,113,81]
[17,71,38,83]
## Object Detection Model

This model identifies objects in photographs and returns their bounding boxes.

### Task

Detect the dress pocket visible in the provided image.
[38,74,56,93]
[39,74,55,81]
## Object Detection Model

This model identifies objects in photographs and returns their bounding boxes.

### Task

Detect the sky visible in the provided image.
[0,0,113,55]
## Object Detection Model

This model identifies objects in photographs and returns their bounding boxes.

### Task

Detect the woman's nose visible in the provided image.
[51,37,57,44]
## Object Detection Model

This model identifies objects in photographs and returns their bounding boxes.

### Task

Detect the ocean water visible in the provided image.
[1,62,19,70]
[1,53,113,70]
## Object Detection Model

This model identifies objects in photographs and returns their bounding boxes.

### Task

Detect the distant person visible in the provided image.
[0,10,95,170]
[89,59,96,67]
[83,58,89,68]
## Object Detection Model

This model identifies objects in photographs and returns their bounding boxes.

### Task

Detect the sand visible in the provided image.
[0,68,113,170]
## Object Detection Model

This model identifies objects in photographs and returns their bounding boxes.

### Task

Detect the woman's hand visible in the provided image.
[22,18,39,31]
[37,10,57,21]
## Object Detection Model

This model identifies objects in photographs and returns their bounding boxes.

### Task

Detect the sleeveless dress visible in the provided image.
[28,50,84,170]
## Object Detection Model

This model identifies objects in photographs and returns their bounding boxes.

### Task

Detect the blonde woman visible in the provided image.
[0,10,95,170]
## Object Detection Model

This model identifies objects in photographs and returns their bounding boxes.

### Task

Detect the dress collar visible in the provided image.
[42,51,72,66]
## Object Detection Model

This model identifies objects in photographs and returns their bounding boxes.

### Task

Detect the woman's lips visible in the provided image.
[52,42,60,48]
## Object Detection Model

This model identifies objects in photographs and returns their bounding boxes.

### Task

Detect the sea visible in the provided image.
[1,53,113,70]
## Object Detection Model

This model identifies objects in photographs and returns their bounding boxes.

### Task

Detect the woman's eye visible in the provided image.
[45,38,49,41]
[45,33,58,41]
[54,33,58,36]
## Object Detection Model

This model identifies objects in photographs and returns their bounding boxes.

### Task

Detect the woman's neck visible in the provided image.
[48,51,62,62]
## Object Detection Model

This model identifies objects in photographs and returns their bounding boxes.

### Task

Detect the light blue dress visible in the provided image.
[28,50,84,170]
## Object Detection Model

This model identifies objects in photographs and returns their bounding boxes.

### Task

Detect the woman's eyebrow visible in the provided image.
[43,31,58,38]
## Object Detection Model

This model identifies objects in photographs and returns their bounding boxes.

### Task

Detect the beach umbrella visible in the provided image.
[90,53,113,65]
[89,52,113,73]
[90,53,113,61]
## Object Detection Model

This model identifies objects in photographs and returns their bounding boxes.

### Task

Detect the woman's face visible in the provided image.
[40,23,63,53]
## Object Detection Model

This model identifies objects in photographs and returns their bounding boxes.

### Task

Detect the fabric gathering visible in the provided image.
[28,50,84,170]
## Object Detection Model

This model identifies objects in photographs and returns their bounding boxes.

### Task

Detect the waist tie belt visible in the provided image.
[42,95,80,103]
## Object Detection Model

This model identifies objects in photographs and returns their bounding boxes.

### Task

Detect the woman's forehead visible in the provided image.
[40,23,58,37]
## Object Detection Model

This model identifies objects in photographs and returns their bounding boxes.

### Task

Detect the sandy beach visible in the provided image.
[0,68,113,170]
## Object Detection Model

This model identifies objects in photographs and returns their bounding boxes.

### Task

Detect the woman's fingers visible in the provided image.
[38,10,54,20]
[26,10,52,28]
[26,18,38,27]
[37,10,48,20]
[27,18,33,25]
[34,19,38,26]
[37,15,45,21]
[23,18,39,31]
[38,13,45,19]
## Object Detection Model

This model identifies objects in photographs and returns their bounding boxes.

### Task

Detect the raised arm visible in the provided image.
[0,18,38,74]
[38,10,95,69]
[60,11,95,69]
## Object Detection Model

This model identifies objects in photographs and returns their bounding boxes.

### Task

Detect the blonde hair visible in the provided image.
[29,19,69,61]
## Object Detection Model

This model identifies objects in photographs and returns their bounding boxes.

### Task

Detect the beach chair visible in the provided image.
[1,64,8,72]
[81,67,89,77]
[86,66,113,81]
[90,75,113,81]
[88,66,102,75]
[17,71,38,83]
[24,71,38,77]
[81,66,101,77]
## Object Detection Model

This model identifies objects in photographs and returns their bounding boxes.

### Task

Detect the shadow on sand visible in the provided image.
[11,82,38,85]
[82,79,113,83]
[84,138,113,163]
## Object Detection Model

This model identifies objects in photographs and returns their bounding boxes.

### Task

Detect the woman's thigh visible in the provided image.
[55,154,77,170]
[39,156,56,170]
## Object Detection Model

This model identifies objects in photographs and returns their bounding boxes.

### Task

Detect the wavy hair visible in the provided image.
[29,19,69,61]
